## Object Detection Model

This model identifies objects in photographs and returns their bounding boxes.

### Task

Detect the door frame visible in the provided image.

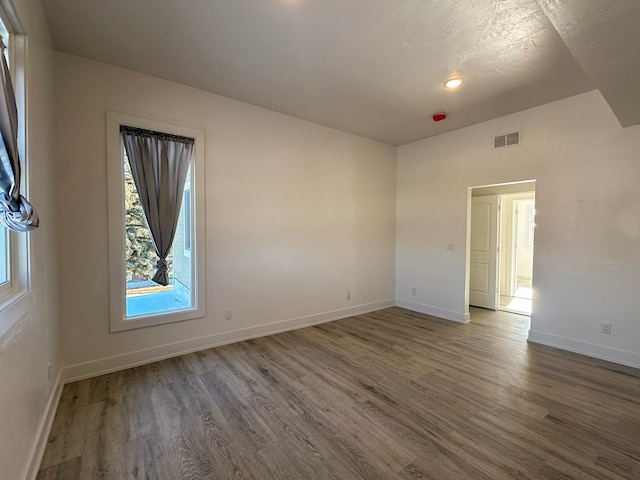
[465,180,536,318]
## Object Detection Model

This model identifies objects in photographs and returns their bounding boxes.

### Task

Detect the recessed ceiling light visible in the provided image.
[444,78,463,89]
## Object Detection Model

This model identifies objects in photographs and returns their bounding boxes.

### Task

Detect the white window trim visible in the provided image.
[106,112,206,332]
[0,3,34,338]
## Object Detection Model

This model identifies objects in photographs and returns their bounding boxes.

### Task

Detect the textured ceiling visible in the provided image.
[536,0,640,129]
[41,0,636,145]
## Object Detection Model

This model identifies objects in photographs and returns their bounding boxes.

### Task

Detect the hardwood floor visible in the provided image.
[37,307,640,479]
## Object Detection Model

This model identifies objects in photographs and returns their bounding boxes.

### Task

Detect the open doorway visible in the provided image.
[498,193,535,315]
[467,181,536,317]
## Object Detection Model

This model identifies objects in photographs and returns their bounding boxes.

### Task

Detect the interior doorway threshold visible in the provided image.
[499,295,531,316]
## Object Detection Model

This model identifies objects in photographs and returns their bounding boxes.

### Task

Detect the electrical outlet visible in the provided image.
[225,310,233,321]
[411,287,417,296]
[600,323,611,335]
[345,290,351,301]
[447,243,454,251]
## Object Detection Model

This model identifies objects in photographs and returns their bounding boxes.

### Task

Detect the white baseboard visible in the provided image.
[62,299,395,383]
[25,370,64,480]
[395,299,470,323]
[528,329,640,369]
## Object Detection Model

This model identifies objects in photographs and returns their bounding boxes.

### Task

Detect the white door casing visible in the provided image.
[469,195,499,309]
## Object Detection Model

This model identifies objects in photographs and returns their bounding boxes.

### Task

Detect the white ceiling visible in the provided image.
[41,0,639,145]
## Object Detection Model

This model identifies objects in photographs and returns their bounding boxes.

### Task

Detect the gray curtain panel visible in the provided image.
[121,126,194,286]
[0,38,38,232]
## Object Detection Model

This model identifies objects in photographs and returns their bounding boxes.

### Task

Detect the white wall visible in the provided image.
[0,0,58,478]
[55,53,396,378]
[397,90,640,367]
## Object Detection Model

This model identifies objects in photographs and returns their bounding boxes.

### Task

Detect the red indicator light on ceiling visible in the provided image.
[433,113,447,122]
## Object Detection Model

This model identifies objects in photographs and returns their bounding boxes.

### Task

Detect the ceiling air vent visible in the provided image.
[494,131,521,149]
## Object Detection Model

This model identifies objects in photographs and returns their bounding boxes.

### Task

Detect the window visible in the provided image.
[123,154,193,318]
[0,5,34,338]
[0,10,8,63]
[107,113,206,332]
[0,14,11,299]
[0,227,8,286]
[183,187,191,255]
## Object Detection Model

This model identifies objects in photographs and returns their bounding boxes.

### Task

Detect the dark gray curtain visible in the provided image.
[121,126,193,286]
[0,38,38,232]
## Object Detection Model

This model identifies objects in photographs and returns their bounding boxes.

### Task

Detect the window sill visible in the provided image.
[111,307,205,333]
[0,290,34,338]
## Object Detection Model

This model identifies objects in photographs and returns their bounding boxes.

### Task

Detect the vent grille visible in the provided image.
[494,131,521,149]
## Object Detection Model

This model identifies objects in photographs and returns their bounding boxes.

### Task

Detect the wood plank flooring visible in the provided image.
[37,307,640,479]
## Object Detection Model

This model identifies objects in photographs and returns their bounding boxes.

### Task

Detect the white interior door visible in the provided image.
[469,195,499,309]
